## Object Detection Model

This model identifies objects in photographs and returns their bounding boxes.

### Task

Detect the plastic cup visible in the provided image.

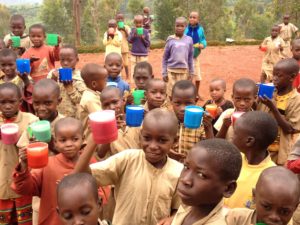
[27,142,49,168]
[29,120,51,143]
[136,27,144,35]
[184,106,204,129]
[206,104,218,119]
[258,83,275,99]
[89,110,118,144]
[118,21,124,29]
[106,82,118,87]
[231,112,245,127]
[126,106,144,127]
[16,58,31,74]
[132,90,145,105]
[11,36,21,48]
[1,123,19,145]
[46,34,58,46]
[256,223,267,225]
[59,68,73,82]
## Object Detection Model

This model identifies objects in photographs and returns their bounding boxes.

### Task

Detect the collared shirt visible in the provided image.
[117,25,131,53]
[261,36,285,65]
[103,30,122,56]
[279,23,299,41]
[0,74,24,91]
[143,100,170,113]
[107,76,130,95]
[3,33,31,50]
[225,208,256,225]
[90,149,183,225]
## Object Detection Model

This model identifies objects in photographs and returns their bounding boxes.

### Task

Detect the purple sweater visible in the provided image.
[162,35,194,76]
[128,28,150,56]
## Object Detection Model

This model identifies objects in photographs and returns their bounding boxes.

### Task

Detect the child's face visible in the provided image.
[104,56,123,79]
[146,81,167,109]
[108,21,117,29]
[0,88,20,118]
[101,91,123,114]
[209,81,225,102]
[232,87,256,112]
[116,14,124,22]
[92,77,107,93]
[292,42,300,61]
[10,19,25,37]
[134,68,152,90]
[0,55,17,78]
[273,66,294,91]
[175,20,186,37]
[271,27,279,38]
[57,184,100,225]
[283,16,290,25]
[29,28,45,48]
[171,88,196,123]
[189,12,199,26]
[134,18,143,28]
[59,48,78,70]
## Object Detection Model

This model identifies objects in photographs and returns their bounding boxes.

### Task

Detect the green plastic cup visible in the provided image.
[133,90,145,105]
[47,34,58,46]
[256,223,267,225]
[118,21,124,29]
[11,36,21,48]
[29,120,51,142]
[136,27,144,35]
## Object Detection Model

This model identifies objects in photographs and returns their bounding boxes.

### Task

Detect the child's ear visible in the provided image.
[91,81,96,89]
[246,136,255,147]
[223,180,237,198]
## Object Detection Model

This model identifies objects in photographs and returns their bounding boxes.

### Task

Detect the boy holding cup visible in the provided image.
[103,19,122,57]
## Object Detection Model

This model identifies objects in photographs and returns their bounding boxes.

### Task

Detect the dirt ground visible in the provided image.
[77,45,264,101]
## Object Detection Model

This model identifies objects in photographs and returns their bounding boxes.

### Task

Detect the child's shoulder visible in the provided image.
[166,157,184,173]
[19,111,39,124]
[226,208,255,225]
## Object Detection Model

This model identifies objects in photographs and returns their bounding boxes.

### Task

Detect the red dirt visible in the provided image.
[77,45,264,101]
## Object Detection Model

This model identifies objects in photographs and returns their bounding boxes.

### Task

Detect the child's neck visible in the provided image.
[3,74,17,82]
[213,97,225,105]
[188,203,219,222]
[175,34,183,39]
[64,153,80,163]
[2,111,18,120]
[41,111,58,123]
[277,85,293,95]
[244,149,268,165]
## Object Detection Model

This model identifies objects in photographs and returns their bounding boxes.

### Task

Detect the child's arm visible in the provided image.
[162,40,171,81]
[63,80,87,105]
[202,114,214,139]
[198,27,207,49]
[140,31,150,48]
[188,39,194,76]
[111,32,122,47]
[127,29,135,44]
[103,32,109,46]
[216,116,232,139]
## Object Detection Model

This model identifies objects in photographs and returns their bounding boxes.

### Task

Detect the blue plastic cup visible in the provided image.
[59,68,73,82]
[184,106,204,129]
[16,59,31,74]
[126,105,144,127]
[258,83,275,99]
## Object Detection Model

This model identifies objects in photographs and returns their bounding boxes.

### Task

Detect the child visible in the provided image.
[128,15,150,81]
[142,7,153,34]
[170,138,242,224]
[105,52,129,95]
[226,166,300,225]
[259,58,300,165]
[215,78,257,142]
[0,83,38,225]
[4,14,31,56]
[22,24,60,82]
[103,19,122,57]
[224,111,277,209]
[75,109,184,225]
[162,17,194,97]
[292,38,300,92]
[203,78,233,133]
[48,45,86,117]
[184,11,207,96]
[78,63,107,137]
[169,80,214,162]
[144,78,168,112]
[260,25,285,83]
[12,117,85,225]
[116,13,131,80]
[0,39,6,50]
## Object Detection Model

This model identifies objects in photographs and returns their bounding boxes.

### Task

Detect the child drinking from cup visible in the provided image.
[224,111,277,209]
[105,52,129,95]
[48,45,86,117]
[142,7,153,34]
[22,24,61,82]
[0,83,38,225]
[215,78,257,142]
[162,17,194,98]
[74,109,184,225]
[144,78,168,112]
[103,19,122,57]
[292,39,300,92]
[259,58,300,165]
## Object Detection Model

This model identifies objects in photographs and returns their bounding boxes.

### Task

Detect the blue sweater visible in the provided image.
[128,28,150,56]
[107,76,130,95]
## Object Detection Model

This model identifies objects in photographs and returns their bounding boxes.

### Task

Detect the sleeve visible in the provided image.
[21,49,30,59]
[128,29,135,43]
[142,31,151,48]
[67,80,87,104]
[16,117,39,148]
[214,110,229,131]
[261,38,268,48]
[86,98,102,114]
[111,33,122,47]
[49,46,60,64]
[286,96,300,131]
[162,40,171,76]
[292,24,299,33]
[188,39,194,75]
[199,27,207,48]
[103,32,109,46]
[3,34,10,45]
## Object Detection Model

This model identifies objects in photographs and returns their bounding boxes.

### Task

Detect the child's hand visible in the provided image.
[126,93,134,105]
[223,116,232,128]
[259,96,275,110]
[163,76,168,82]
[6,39,12,48]
[61,80,73,86]
[116,113,126,130]
[17,71,30,85]
[198,43,204,49]
[203,113,213,129]
[19,147,28,170]
[187,75,193,81]
[51,70,59,82]
[217,106,223,116]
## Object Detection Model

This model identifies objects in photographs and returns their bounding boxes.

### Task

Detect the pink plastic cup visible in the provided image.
[231,112,245,127]
[1,123,19,145]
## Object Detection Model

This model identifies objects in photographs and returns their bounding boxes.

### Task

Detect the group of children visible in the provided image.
[1,8,300,225]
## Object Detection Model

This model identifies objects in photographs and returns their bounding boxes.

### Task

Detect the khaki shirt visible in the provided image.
[214,108,235,142]
[0,111,38,199]
[3,33,31,50]
[103,30,122,56]
[91,149,183,225]
[279,23,299,41]
[117,25,131,53]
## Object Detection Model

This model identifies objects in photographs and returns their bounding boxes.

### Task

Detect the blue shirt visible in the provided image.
[107,75,130,95]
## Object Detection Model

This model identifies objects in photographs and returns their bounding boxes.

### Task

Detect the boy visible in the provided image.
[144,78,168,112]
[292,39,300,92]
[169,80,214,162]
[259,58,300,165]
[142,7,153,34]
[78,63,107,137]
[12,117,85,225]
[224,111,277,209]
[103,19,122,57]
[48,45,86,117]
[22,24,60,82]
[105,52,129,95]
[128,15,150,81]
[184,11,207,97]
[162,17,194,97]
[226,166,300,225]
[4,14,31,56]
[260,25,285,83]
[170,138,242,224]
[215,78,257,142]
[0,83,38,225]
[75,109,184,225]
[116,13,131,80]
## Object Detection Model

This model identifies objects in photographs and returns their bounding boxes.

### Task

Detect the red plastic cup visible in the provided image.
[27,142,49,168]
[231,112,245,127]
[206,104,218,119]
[89,110,118,144]
[1,123,19,145]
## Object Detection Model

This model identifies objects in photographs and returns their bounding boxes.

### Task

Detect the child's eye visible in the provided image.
[81,208,91,216]
[197,172,206,179]
[62,212,73,220]
[142,135,151,141]
[73,137,79,141]
[279,208,291,216]
[262,203,271,211]
[183,165,189,170]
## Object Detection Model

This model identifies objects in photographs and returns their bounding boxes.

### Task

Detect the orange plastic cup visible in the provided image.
[231,112,245,127]
[206,104,218,119]
[27,142,48,168]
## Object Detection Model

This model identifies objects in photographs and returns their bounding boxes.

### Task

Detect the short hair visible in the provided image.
[239,111,278,149]
[33,79,60,97]
[145,78,166,91]
[0,48,17,60]
[275,58,300,78]
[210,78,226,89]
[195,139,242,181]
[292,38,300,48]
[100,86,122,103]
[232,78,257,95]
[133,61,153,77]
[10,14,25,24]
[81,63,107,84]
[172,80,197,98]
[57,173,99,203]
[0,82,21,98]
[54,117,83,136]
[29,23,46,33]
[60,44,78,57]
[104,52,122,64]
[176,17,187,24]
[134,15,143,21]
[108,19,117,25]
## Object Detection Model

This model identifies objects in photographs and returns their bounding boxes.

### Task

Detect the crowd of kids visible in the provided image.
[0,7,300,225]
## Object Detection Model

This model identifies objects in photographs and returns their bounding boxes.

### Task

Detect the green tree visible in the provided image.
[0,4,10,38]
[127,0,144,16]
